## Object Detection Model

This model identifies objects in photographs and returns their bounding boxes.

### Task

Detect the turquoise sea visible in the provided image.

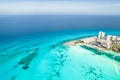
[0,30,120,80]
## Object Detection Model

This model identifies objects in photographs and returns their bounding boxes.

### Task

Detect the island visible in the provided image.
[64,31,120,53]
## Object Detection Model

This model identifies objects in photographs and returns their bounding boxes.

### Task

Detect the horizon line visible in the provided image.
[0,2,120,15]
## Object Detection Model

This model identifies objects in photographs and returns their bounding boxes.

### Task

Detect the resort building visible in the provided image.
[98,31,105,39]
[97,31,120,49]
[106,41,112,49]
[112,36,117,41]
[107,35,112,41]
[64,31,120,52]
[116,37,120,45]
[97,31,112,49]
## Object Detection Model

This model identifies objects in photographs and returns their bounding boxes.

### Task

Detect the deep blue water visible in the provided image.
[0,15,120,39]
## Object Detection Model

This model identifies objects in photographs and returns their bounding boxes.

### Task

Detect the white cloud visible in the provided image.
[0,1,120,15]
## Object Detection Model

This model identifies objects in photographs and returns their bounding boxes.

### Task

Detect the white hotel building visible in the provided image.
[98,31,105,39]
[97,31,120,49]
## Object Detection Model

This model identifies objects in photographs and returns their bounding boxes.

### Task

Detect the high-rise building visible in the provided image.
[106,41,112,49]
[116,37,120,45]
[98,31,105,39]
[107,35,112,41]
[112,36,117,41]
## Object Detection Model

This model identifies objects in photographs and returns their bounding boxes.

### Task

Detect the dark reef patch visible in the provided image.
[17,48,39,70]
[114,56,120,62]
[47,45,68,80]
[80,64,103,80]
[10,76,16,80]
[22,65,29,70]
[80,45,120,62]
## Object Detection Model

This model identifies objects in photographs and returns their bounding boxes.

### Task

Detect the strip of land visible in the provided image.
[63,31,120,63]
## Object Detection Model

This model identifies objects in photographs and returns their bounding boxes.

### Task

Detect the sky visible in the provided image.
[0,0,120,15]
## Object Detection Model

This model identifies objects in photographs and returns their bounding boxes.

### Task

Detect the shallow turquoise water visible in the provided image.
[0,30,120,80]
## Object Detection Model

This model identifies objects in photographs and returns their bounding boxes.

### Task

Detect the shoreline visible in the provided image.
[63,36,120,54]
[63,36,120,63]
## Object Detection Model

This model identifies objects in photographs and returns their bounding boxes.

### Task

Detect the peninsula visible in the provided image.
[64,31,120,53]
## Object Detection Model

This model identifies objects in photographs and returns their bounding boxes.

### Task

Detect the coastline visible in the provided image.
[63,35,120,63]
[64,40,120,75]
[63,35,120,54]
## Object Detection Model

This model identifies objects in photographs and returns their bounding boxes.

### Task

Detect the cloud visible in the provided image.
[0,1,120,15]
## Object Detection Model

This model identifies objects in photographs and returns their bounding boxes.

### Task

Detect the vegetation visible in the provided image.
[74,40,84,44]
[112,43,120,49]
[111,43,120,52]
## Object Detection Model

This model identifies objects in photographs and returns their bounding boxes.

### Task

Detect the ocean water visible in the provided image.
[1,15,120,37]
[0,30,120,80]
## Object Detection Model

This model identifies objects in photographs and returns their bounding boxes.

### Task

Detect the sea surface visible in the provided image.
[0,30,120,80]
